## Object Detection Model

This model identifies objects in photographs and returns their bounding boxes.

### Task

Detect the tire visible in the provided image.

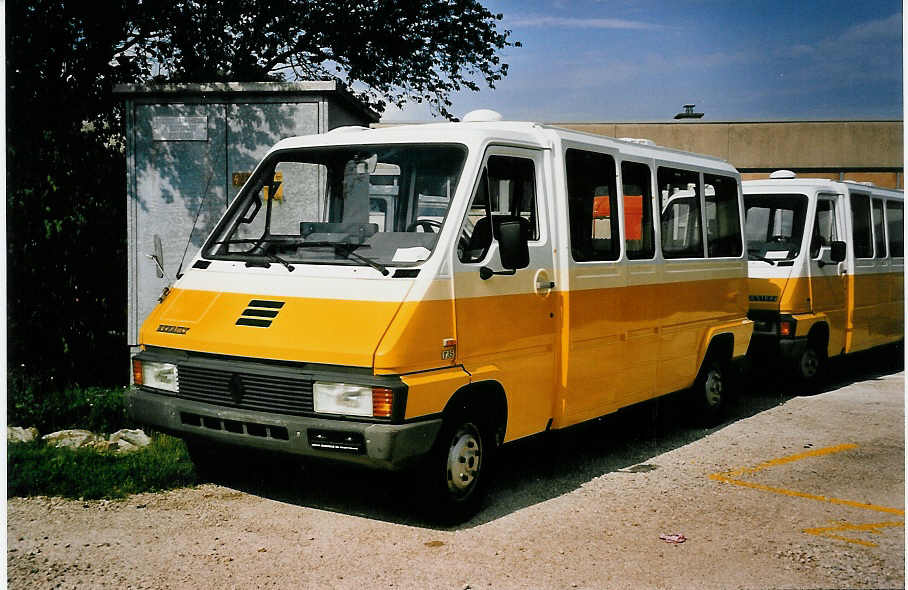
[794,339,826,383]
[422,409,495,524]
[689,360,727,427]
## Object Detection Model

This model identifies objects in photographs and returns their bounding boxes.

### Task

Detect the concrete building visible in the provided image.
[555,120,904,189]
[115,82,379,347]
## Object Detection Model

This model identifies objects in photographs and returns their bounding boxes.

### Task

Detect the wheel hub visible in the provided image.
[704,369,723,407]
[801,349,819,378]
[446,425,482,496]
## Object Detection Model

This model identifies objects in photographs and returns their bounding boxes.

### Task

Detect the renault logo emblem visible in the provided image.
[229,374,245,405]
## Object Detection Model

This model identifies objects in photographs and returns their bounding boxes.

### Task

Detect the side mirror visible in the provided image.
[829,240,846,262]
[151,234,165,278]
[818,240,846,267]
[498,219,530,270]
[479,219,530,280]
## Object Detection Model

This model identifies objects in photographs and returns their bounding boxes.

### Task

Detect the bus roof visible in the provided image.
[743,177,903,200]
[269,120,738,175]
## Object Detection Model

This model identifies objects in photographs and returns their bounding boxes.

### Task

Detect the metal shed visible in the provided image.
[115,82,379,349]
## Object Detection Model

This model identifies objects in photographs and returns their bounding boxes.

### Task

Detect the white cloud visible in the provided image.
[781,12,903,84]
[840,13,902,42]
[508,14,665,30]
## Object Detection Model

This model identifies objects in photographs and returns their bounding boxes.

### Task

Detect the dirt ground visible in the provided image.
[7,350,905,589]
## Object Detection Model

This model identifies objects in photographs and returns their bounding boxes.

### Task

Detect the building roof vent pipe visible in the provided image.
[462,109,504,123]
[770,170,797,179]
[674,104,704,119]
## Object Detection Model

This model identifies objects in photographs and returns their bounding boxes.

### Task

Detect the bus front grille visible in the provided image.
[177,365,314,416]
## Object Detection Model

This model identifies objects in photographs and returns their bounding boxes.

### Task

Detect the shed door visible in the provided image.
[130,103,227,344]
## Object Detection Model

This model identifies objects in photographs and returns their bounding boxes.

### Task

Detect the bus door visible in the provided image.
[848,190,879,351]
[451,147,557,441]
[808,193,848,355]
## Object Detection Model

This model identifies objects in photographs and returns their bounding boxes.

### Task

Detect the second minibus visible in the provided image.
[743,171,904,380]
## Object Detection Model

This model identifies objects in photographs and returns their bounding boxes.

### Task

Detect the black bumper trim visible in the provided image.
[747,332,807,361]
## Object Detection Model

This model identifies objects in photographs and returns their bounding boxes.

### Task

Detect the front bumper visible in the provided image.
[126,387,442,470]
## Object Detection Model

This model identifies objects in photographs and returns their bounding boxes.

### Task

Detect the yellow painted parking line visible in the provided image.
[710,471,906,515]
[709,444,905,547]
[710,443,904,515]
[720,443,858,478]
[802,521,905,548]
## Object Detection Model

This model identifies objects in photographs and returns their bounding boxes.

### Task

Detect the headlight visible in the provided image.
[134,359,179,393]
[313,382,379,417]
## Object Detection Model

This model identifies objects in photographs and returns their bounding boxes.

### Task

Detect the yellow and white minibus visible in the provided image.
[128,112,753,519]
[743,171,903,380]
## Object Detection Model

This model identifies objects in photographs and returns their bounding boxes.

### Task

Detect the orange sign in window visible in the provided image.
[264,171,284,201]
[592,195,643,240]
[624,194,643,240]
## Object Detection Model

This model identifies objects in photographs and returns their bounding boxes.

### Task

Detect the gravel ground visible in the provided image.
[8,351,904,589]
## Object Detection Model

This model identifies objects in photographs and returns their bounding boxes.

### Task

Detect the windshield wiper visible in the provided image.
[748,253,777,265]
[297,241,390,276]
[213,237,300,246]
[245,253,295,272]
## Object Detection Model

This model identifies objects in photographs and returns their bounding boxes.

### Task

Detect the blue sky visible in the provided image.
[381,0,903,123]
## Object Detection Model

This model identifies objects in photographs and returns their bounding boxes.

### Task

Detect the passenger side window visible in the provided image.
[704,174,743,257]
[886,201,903,257]
[566,149,619,262]
[850,193,873,259]
[872,198,887,258]
[811,199,838,258]
[457,155,538,263]
[621,161,655,260]
[658,167,703,259]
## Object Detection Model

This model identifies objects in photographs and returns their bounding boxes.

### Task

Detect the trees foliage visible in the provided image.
[6,1,518,390]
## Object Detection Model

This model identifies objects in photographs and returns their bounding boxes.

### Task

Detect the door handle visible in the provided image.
[533,269,555,295]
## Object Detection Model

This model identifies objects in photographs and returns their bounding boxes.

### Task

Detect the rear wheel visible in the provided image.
[689,360,727,426]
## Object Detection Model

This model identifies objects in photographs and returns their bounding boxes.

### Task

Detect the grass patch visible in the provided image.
[8,433,198,499]
[7,369,130,435]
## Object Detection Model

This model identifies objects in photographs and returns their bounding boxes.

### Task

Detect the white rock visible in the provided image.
[109,428,152,453]
[8,426,39,443]
[42,429,101,449]
[89,439,115,452]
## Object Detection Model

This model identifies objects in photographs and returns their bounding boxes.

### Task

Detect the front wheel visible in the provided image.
[795,340,825,382]
[422,411,494,523]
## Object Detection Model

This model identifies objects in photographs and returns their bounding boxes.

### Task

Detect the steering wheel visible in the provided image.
[407,219,443,233]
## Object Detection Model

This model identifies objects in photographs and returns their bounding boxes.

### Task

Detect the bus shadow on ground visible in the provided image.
[205,344,903,530]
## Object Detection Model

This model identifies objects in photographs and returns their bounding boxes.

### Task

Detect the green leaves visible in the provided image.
[7,0,518,392]
[7,374,130,436]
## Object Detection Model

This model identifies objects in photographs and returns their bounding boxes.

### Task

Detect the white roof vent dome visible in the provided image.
[327,125,370,134]
[770,170,797,179]
[619,137,656,146]
[462,109,503,123]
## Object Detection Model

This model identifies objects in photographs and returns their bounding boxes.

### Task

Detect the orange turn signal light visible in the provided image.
[372,387,394,418]
[779,321,793,337]
[132,358,144,385]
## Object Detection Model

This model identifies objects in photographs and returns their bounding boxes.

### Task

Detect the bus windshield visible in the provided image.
[204,144,466,269]
[743,193,809,262]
